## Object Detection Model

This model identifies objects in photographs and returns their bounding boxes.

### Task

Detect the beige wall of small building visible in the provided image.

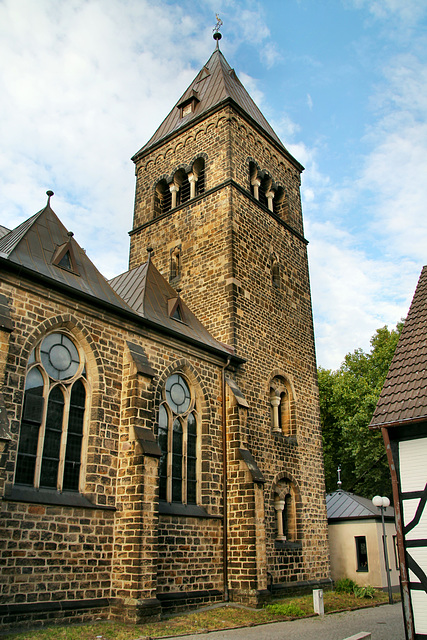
[328,519,399,588]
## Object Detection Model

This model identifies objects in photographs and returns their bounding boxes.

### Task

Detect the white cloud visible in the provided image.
[1,0,426,373]
[0,0,213,276]
[351,0,427,23]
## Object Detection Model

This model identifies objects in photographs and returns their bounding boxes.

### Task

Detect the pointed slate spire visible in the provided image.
[133,37,287,160]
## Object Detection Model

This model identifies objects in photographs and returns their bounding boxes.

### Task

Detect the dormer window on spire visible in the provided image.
[52,233,79,275]
[177,90,200,119]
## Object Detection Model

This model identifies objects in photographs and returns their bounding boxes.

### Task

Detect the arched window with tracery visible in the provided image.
[15,332,88,492]
[158,372,199,504]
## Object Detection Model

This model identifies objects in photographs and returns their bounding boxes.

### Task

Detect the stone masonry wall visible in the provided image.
[129,103,330,595]
[0,272,227,627]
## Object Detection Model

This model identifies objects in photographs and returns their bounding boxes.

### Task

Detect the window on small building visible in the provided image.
[355,536,369,571]
[15,332,88,492]
[158,372,198,504]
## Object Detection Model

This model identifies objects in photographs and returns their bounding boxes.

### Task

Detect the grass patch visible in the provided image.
[3,589,399,640]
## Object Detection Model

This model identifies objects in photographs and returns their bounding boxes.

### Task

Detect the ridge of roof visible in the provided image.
[370,265,427,428]
[0,209,42,257]
[133,47,287,160]
[326,490,394,520]
[0,225,11,241]
[109,258,235,357]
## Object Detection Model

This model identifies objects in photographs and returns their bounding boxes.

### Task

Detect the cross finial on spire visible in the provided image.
[213,14,222,47]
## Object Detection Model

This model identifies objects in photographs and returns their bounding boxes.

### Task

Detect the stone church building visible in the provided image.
[0,36,330,628]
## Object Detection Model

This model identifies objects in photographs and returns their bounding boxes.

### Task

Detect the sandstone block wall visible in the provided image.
[0,271,227,628]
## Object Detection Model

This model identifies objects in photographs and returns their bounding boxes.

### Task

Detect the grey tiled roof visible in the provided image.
[109,258,234,357]
[0,204,131,312]
[326,490,394,520]
[133,46,295,161]
[1,201,236,359]
[0,225,10,240]
[370,265,427,428]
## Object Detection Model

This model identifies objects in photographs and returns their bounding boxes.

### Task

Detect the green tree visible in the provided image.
[319,323,403,499]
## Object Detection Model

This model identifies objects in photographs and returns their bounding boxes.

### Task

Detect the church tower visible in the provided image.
[129,32,330,603]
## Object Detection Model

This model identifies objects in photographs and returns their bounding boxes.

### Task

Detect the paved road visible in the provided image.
[167,603,404,640]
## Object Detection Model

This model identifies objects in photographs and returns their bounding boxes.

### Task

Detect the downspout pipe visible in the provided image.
[222,357,231,602]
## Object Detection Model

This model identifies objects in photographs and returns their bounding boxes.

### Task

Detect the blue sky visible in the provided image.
[1,0,426,369]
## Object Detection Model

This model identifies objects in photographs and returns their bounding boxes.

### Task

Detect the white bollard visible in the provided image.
[313,588,324,616]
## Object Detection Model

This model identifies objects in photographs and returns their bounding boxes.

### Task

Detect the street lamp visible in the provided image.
[372,495,393,604]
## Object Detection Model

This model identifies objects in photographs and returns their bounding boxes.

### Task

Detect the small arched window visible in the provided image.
[273,187,289,220]
[15,332,88,492]
[158,372,198,504]
[192,158,205,196]
[174,169,190,206]
[154,179,172,217]
[270,376,294,436]
[170,246,181,281]
[274,479,298,542]
[271,255,280,289]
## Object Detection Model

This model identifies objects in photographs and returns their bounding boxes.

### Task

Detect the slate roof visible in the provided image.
[109,258,234,357]
[133,44,299,166]
[0,203,131,312]
[0,200,236,360]
[0,225,10,240]
[326,490,394,521]
[370,265,427,429]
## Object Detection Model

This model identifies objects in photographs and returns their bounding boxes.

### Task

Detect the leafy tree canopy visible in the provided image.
[318,322,403,500]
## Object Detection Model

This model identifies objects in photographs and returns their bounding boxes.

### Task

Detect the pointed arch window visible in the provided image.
[158,372,198,504]
[15,332,88,492]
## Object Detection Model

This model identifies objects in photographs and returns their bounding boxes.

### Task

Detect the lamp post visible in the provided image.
[372,495,393,604]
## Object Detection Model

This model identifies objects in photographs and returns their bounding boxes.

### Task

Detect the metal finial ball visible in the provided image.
[213,32,222,41]
[46,190,54,197]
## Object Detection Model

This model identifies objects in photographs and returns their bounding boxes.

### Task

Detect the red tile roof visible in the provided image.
[370,266,427,428]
